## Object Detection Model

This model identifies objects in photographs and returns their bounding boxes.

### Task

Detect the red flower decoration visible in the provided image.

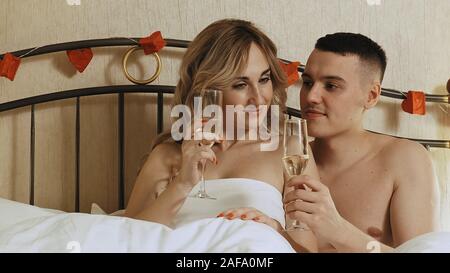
[401,90,426,115]
[139,31,166,55]
[279,61,300,86]
[66,48,93,73]
[0,53,21,81]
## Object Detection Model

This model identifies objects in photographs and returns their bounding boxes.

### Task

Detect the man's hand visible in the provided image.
[283,175,348,244]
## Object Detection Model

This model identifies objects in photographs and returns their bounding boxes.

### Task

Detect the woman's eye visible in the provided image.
[259,77,271,84]
[302,81,313,87]
[232,83,247,90]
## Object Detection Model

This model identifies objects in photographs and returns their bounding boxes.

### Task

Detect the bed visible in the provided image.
[1,37,449,253]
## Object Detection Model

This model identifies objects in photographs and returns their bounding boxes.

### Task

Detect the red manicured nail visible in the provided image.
[253,217,260,221]
[241,214,247,219]
[217,213,224,217]
[226,213,234,218]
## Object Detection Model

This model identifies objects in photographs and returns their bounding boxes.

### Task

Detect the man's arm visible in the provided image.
[283,144,320,253]
[388,140,440,246]
[285,175,394,253]
[285,139,440,252]
[319,140,440,252]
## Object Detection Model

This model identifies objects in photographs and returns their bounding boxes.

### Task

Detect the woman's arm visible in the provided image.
[123,143,183,225]
[125,137,217,226]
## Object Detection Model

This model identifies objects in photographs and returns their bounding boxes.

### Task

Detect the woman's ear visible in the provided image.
[364,81,381,110]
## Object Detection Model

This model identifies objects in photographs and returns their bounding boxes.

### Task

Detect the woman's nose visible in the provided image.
[248,85,265,105]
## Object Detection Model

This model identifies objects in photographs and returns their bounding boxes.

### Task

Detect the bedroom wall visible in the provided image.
[0,0,449,230]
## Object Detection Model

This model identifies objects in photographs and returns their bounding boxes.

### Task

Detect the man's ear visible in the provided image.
[364,81,381,109]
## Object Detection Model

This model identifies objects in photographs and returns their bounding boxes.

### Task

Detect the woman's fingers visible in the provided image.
[216,207,282,232]
[197,150,217,165]
[217,207,259,220]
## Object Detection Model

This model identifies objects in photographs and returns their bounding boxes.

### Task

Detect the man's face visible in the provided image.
[300,49,369,139]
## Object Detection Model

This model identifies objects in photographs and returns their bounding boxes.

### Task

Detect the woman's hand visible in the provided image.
[217,207,283,233]
[173,125,220,192]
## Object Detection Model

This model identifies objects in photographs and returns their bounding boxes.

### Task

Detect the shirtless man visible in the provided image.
[284,32,440,252]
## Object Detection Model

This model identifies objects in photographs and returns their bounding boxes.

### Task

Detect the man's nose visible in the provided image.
[306,84,322,105]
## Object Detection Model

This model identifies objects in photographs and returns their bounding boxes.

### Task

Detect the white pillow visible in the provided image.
[90,203,125,216]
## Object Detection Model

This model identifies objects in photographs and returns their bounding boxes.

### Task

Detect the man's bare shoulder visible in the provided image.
[370,133,434,186]
[373,133,429,162]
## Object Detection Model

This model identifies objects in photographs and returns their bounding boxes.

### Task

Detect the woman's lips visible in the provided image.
[242,108,260,113]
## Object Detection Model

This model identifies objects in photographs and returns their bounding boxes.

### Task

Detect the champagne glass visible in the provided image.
[191,89,223,200]
[282,118,310,230]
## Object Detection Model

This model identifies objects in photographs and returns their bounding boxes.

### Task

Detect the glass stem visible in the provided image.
[200,159,206,193]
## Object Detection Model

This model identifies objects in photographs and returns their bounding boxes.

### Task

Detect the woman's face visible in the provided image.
[223,42,274,131]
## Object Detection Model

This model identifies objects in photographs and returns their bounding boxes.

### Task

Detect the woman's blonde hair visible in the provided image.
[152,19,287,149]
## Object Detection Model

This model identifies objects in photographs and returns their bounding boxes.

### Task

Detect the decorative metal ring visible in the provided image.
[122,46,161,85]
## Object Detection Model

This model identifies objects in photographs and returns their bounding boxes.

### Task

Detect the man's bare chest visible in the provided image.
[319,164,395,242]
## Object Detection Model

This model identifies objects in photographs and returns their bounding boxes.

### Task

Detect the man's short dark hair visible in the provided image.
[315,32,387,82]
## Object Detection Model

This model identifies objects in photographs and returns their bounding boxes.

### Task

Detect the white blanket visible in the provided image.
[0,178,294,253]
[0,212,294,253]
[0,200,294,253]
[394,232,450,253]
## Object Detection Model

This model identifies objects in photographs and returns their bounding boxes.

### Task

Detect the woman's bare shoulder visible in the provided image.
[134,140,181,193]
[146,140,182,168]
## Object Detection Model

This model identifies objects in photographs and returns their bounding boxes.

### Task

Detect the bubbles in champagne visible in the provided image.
[282,154,309,176]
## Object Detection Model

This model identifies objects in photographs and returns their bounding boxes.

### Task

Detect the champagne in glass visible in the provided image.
[282,154,310,177]
[191,89,223,200]
[283,118,310,230]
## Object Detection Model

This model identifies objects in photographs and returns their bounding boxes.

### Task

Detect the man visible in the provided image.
[284,33,440,252]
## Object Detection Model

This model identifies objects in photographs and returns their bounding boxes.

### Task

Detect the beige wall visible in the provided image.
[0,0,449,229]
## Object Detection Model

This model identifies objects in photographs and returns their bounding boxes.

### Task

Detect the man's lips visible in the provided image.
[303,110,326,119]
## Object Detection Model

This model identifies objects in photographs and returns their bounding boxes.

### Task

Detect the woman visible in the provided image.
[124,19,318,251]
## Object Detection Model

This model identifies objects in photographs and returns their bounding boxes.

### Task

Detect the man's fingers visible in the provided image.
[283,188,318,204]
[286,210,312,225]
[288,175,325,192]
[285,199,316,214]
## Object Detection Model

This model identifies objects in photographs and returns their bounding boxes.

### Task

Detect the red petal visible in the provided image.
[139,31,166,55]
[0,53,21,81]
[279,61,300,86]
[401,91,426,115]
[66,48,93,73]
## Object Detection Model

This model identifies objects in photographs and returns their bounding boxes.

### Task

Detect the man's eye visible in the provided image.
[325,83,338,90]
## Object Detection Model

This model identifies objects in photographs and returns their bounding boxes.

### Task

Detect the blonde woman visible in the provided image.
[124,19,318,251]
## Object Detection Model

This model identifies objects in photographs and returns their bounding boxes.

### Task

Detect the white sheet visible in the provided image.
[174,178,286,228]
[0,213,294,253]
[0,186,294,253]
[394,232,450,253]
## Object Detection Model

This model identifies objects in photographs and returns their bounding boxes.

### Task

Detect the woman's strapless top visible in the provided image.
[173,178,285,228]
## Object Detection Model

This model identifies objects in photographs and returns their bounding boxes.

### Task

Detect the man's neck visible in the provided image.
[313,127,370,169]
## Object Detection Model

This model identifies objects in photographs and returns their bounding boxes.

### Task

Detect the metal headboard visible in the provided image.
[1,37,449,211]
